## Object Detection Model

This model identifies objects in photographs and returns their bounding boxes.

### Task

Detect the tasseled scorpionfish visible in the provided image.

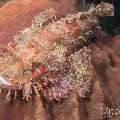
[0,3,114,101]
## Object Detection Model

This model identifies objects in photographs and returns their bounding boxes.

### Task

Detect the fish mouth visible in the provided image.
[0,74,25,90]
[0,75,12,85]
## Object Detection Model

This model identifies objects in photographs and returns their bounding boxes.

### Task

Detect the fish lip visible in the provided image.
[0,75,18,90]
[0,75,32,90]
[0,75,12,85]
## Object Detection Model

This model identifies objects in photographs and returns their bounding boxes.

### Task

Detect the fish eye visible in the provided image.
[79,13,89,20]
